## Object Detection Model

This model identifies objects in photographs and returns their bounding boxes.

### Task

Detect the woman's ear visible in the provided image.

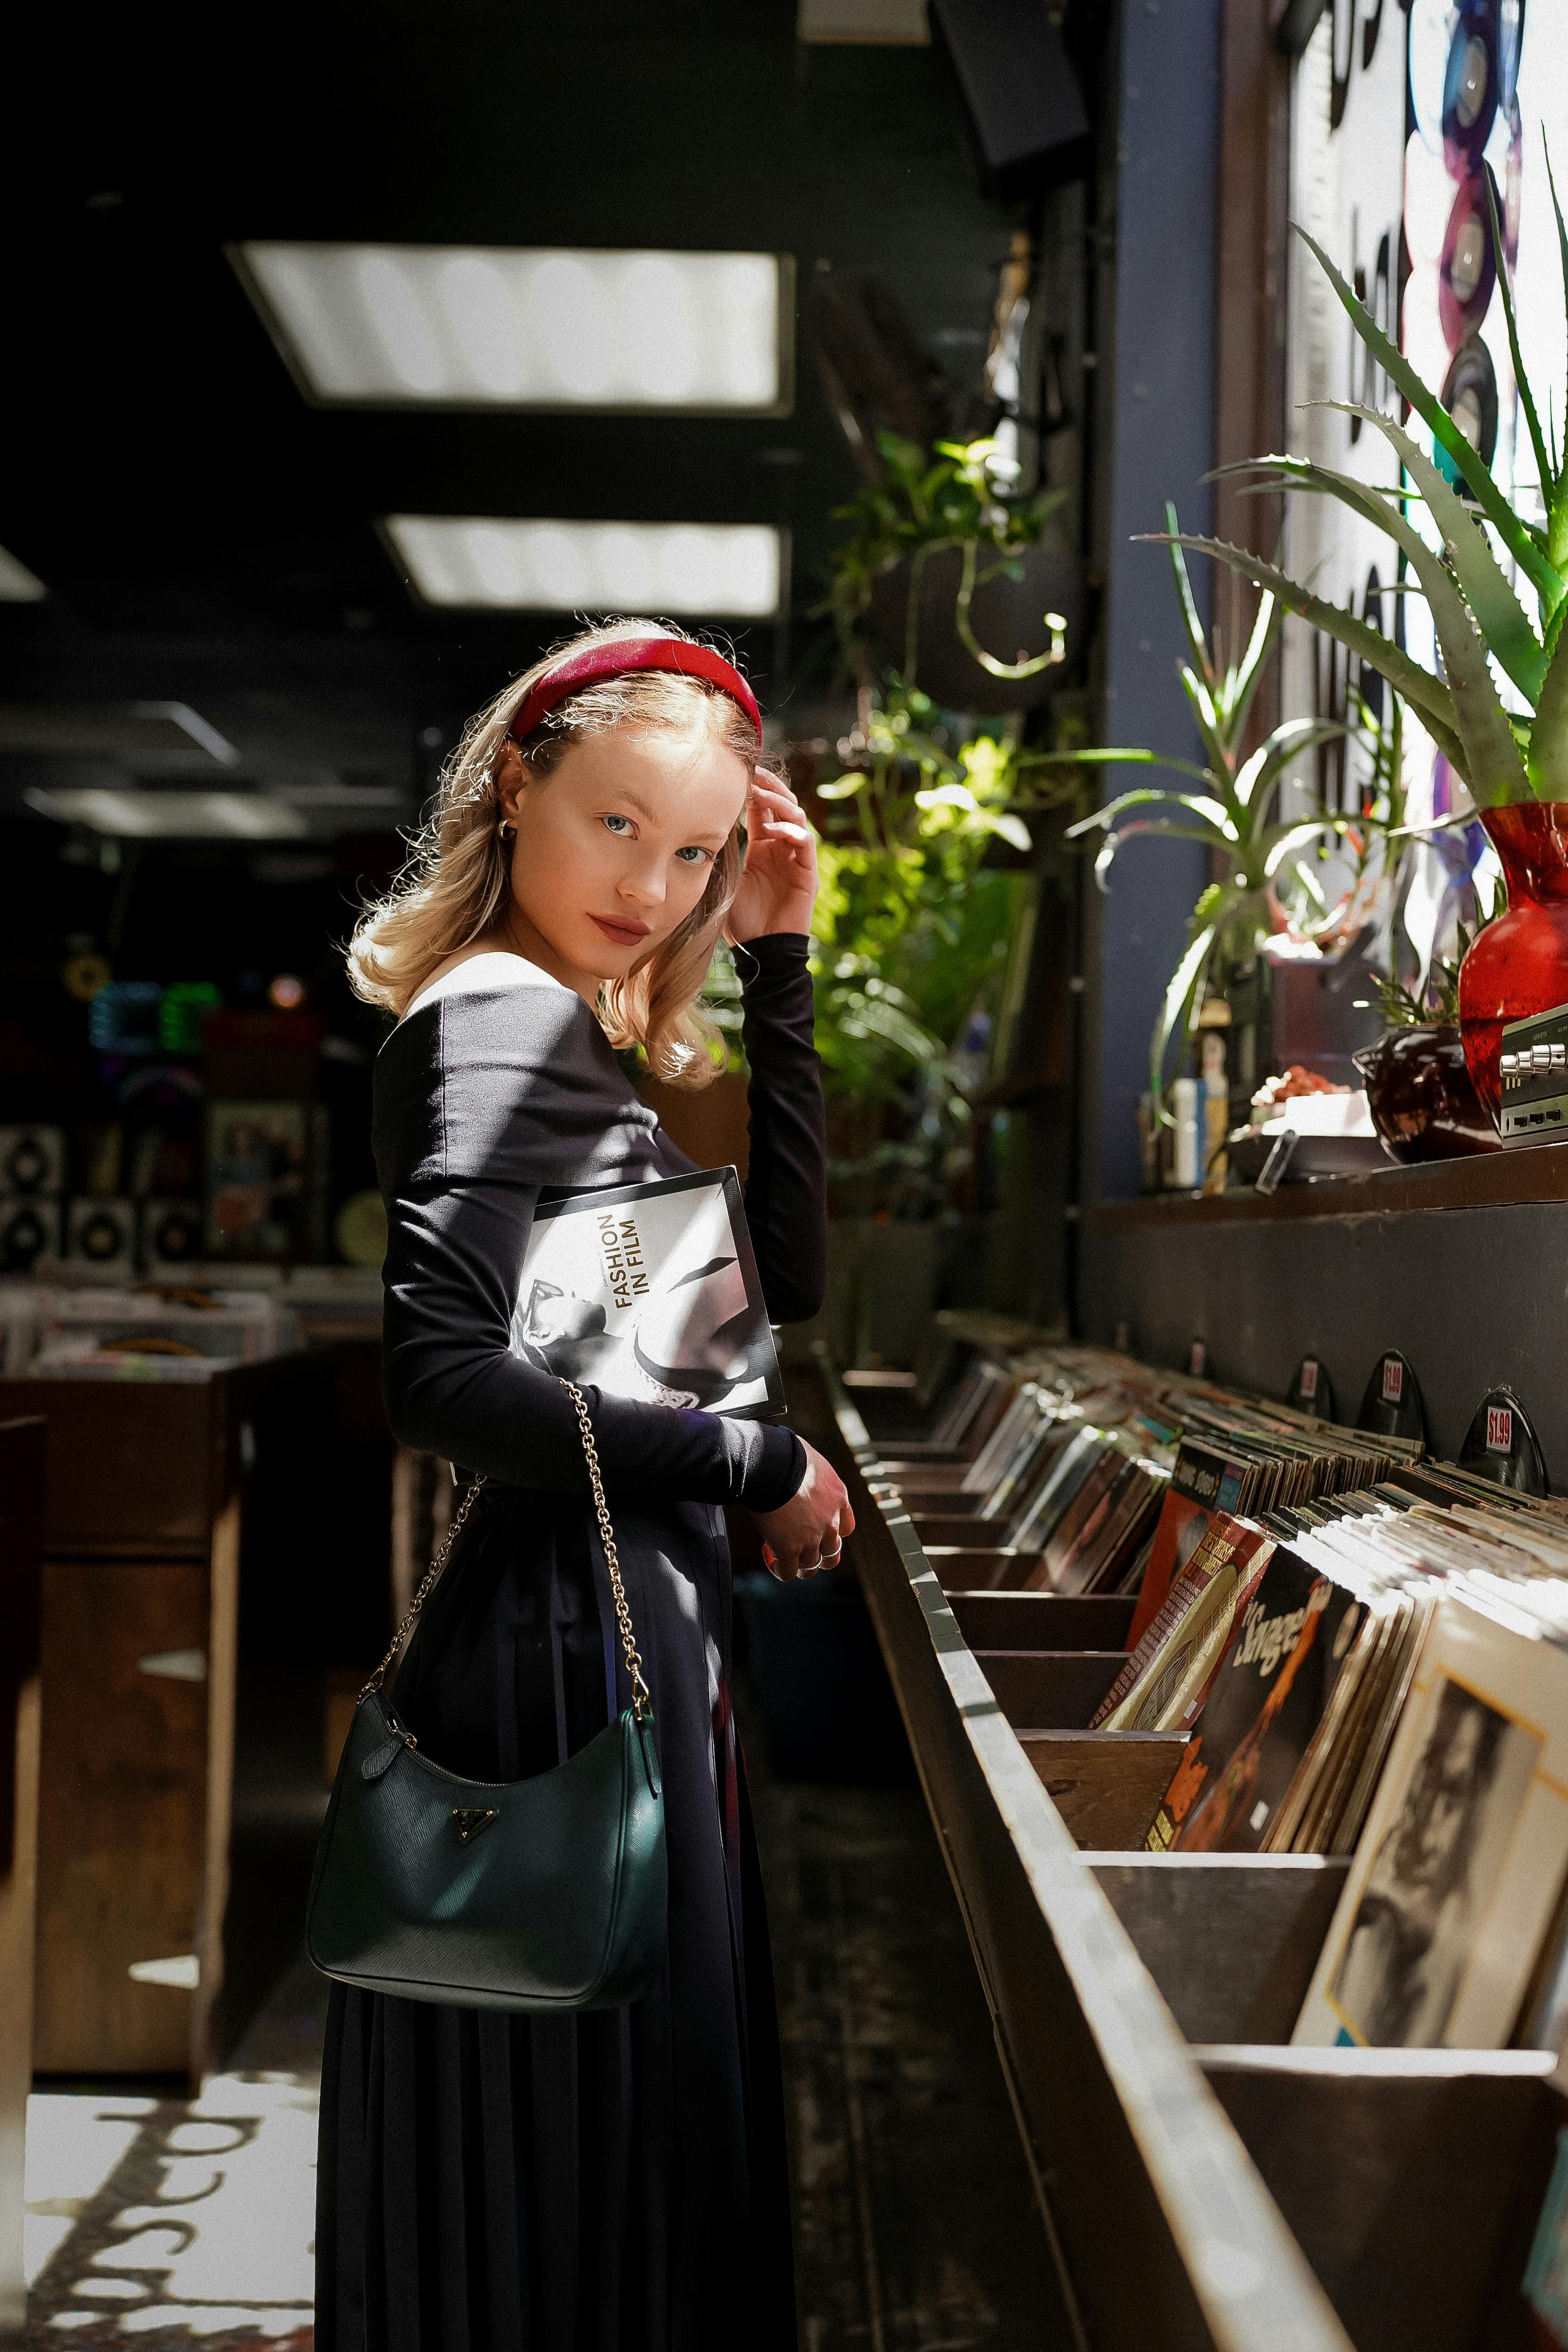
[494,740,527,826]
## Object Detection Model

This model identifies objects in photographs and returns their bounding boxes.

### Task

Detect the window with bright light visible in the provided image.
[381,517,786,618]
[231,244,793,414]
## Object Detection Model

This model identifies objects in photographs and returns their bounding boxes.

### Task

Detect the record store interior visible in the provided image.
[13,3,1568,2347]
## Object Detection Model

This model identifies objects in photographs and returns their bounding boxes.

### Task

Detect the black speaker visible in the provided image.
[0,1199,59,1272]
[927,0,1090,199]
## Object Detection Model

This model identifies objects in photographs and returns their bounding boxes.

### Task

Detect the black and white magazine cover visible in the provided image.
[512,1166,785,1419]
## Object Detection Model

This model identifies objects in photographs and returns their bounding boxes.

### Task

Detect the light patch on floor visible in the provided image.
[24,2074,317,2348]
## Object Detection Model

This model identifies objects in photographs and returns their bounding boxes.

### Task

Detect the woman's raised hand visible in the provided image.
[749,1438,856,1583]
[724,768,819,944]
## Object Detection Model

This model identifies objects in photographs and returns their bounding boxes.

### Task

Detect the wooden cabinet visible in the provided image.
[33,1558,209,2075]
[0,1417,45,2339]
[6,1355,337,2084]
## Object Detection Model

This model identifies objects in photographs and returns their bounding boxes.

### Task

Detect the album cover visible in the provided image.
[205,1101,327,1261]
[1125,1437,1256,1648]
[514,1165,784,1420]
[1149,1547,1370,1854]
[1295,1596,1568,2049]
[1093,1515,1274,1734]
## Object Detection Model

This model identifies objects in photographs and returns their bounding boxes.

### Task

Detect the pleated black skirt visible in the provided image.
[314,1485,797,2352]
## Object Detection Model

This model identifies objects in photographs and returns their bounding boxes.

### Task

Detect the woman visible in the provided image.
[318,621,852,2351]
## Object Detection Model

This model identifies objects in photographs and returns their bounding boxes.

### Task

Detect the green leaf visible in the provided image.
[1211,450,1532,740]
[1214,452,1529,799]
[1064,786,1232,838]
[816,775,869,800]
[1150,919,1220,1119]
[1486,167,1555,519]
[988,811,1034,852]
[1222,589,1284,747]
[1530,628,1568,798]
[1233,718,1347,813]
[1544,142,1568,571]
[1163,501,1215,690]
[1294,223,1561,602]
[1056,746,1221,788]
[1325,401,1547,703]
[1260,818,1355,879]
[1153,533,1467,767]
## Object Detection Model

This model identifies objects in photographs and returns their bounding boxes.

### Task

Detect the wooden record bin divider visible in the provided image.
[810,1356,1562,2352]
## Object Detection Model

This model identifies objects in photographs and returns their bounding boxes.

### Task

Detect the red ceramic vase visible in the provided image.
[1457,803,1568,1122]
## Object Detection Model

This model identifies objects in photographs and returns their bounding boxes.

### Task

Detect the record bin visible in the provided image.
[807,1344,1567,2352]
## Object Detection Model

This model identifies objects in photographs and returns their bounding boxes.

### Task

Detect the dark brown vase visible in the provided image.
[1352,1025,1500,1163]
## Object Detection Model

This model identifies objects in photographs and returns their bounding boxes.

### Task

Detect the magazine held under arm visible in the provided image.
[512,1166,786,1420]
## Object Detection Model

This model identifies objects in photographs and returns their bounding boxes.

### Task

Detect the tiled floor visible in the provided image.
[24,1719,1059,2349]
[24,1949,324,2348]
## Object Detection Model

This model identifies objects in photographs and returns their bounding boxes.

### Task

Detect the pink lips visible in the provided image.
[590,915,651,947]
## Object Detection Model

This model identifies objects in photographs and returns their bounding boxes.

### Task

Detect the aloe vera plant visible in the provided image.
[1171,156,1568,807]
[1064,507,1380,1108]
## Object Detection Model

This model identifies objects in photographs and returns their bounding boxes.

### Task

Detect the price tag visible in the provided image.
[1459,1386,1546,1496]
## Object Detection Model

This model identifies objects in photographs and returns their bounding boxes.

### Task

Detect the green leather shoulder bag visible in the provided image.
[307,1379,667,2012]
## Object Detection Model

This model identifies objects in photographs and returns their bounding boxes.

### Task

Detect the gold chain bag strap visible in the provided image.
[309,1377,667,2012]
[362,1377,651,1720]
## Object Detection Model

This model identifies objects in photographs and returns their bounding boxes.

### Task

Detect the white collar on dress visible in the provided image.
[402,950,575,1023]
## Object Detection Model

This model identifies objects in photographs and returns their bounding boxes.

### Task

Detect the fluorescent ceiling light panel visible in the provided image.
[383,516,785,618]
[233,243,792,413]
[0,545,46,602]
[0,702,238,764]
[25,789,307,840]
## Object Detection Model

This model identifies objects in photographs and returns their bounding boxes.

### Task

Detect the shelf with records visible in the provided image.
[821,1336,1568,2352]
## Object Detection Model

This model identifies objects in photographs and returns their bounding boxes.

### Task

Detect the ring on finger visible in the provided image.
[801,1556,822,1575]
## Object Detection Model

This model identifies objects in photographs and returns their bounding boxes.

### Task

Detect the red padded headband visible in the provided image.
[508,635,761,746]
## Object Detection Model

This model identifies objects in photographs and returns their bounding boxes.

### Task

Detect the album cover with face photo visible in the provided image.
[1295,1595,1568,2050]
[514,1165,785,1420]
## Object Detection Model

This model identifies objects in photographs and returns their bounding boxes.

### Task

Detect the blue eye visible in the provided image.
[675,846,712,865]
[602,813,633,835]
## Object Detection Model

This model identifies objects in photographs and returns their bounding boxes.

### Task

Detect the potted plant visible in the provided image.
[1169,158,1568,1122]
[1353,915,1502,1164]
[1061,510,1388,1118]
[827,430,1082,715]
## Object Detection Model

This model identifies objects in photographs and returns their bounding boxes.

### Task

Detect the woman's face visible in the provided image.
[497,725,748,995]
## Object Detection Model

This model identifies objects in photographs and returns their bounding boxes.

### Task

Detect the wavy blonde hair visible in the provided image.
[347,620,758,1086]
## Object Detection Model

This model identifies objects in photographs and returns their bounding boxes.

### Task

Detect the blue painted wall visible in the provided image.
[1091,0,1223,1200]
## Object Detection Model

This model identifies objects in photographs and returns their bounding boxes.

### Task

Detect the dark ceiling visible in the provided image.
[4,1,1022,820]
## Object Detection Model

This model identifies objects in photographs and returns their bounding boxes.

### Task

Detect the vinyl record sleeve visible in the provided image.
[1151,1548,1368,1853]
[1294,1595,1568,2048]
[514,1166,785,1420]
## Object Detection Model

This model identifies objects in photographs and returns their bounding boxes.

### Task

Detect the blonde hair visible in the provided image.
[346,620,758,1086]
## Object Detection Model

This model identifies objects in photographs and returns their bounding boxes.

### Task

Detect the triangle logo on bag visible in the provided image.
[452,1808,500,1845]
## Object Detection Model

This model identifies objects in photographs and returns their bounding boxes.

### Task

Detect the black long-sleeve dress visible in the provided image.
[315,933,825,2352]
